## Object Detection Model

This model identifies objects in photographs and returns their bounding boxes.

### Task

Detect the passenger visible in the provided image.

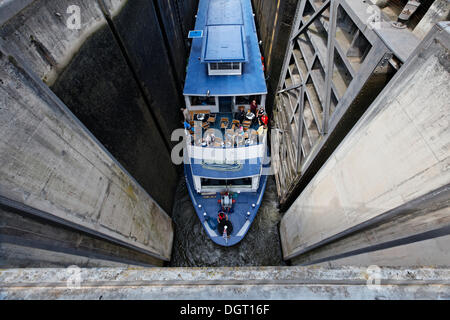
[221,192,233,211]
[205,133,215,146]
[259,114,269,126]
[250,100,258,115]
[246,109,254,121]
[217,211,228,224]
[238,126,245,135]
[235,108,246,123]
[183,121,191,130]
[256,107,264,122]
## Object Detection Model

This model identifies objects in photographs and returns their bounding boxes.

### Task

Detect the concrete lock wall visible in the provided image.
[280,22,450,264]
[0,0,198,213]
[0,205,166,268]
[1,266,449,299]
[0,0,181,261]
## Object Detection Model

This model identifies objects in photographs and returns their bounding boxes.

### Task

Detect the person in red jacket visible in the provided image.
[217,211,228,223]
[259,114,269,126]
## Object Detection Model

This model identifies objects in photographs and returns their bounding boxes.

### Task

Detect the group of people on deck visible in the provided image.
[235,100,269,131]
[181,99,269,141]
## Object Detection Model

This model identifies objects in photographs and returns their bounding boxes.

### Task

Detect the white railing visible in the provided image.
[186,132,267,164]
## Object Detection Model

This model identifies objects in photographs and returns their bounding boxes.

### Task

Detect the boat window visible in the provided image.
[191,96,216,106]
[208,62,242,75]
[236,96,250,105]
[201,179,227,187]
[236,95,261,105]
[230,178,252,186]
[219,63,231,70]
[210,62,241,70]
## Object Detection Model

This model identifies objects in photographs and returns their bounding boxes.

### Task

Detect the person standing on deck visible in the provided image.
[257,124,267,137]
[235,107,246,123]
[238,126,245,136]
[250,100,258,115]
[259,113,269,127]
[217,211,228,223]
[205,133,215,146]
[217,211,233,236]
[246,109,254,121]
[256,107,265,126]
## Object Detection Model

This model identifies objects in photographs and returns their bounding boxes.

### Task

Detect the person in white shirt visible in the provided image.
[205,133,215,146]
[257,124,267,136]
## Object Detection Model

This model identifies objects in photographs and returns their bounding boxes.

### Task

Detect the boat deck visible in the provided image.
[188,111,264,148]
[185,162,269,246]
[183,0,267,96]
[192,112,260,130]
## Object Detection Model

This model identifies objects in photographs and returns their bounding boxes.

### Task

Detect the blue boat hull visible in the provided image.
[184,163,269,246]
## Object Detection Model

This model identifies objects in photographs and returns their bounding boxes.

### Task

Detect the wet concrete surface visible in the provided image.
[1,0,197,214]
[50,24,178,213]
[169,175,286,267]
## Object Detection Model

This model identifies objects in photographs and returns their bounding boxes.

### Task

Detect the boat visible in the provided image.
[182,0,269,246]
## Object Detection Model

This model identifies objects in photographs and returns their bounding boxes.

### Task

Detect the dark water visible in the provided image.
[169,175,286,267]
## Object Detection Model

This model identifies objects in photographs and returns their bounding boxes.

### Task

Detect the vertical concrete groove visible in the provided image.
[152,0,184,91]
[172,0,188,54]
[97,0,172,154]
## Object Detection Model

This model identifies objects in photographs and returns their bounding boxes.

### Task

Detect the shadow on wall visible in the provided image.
[51,23,179,213]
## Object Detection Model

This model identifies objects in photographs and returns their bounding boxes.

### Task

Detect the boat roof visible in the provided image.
[207,0,243,25]
[184,0,267,97]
